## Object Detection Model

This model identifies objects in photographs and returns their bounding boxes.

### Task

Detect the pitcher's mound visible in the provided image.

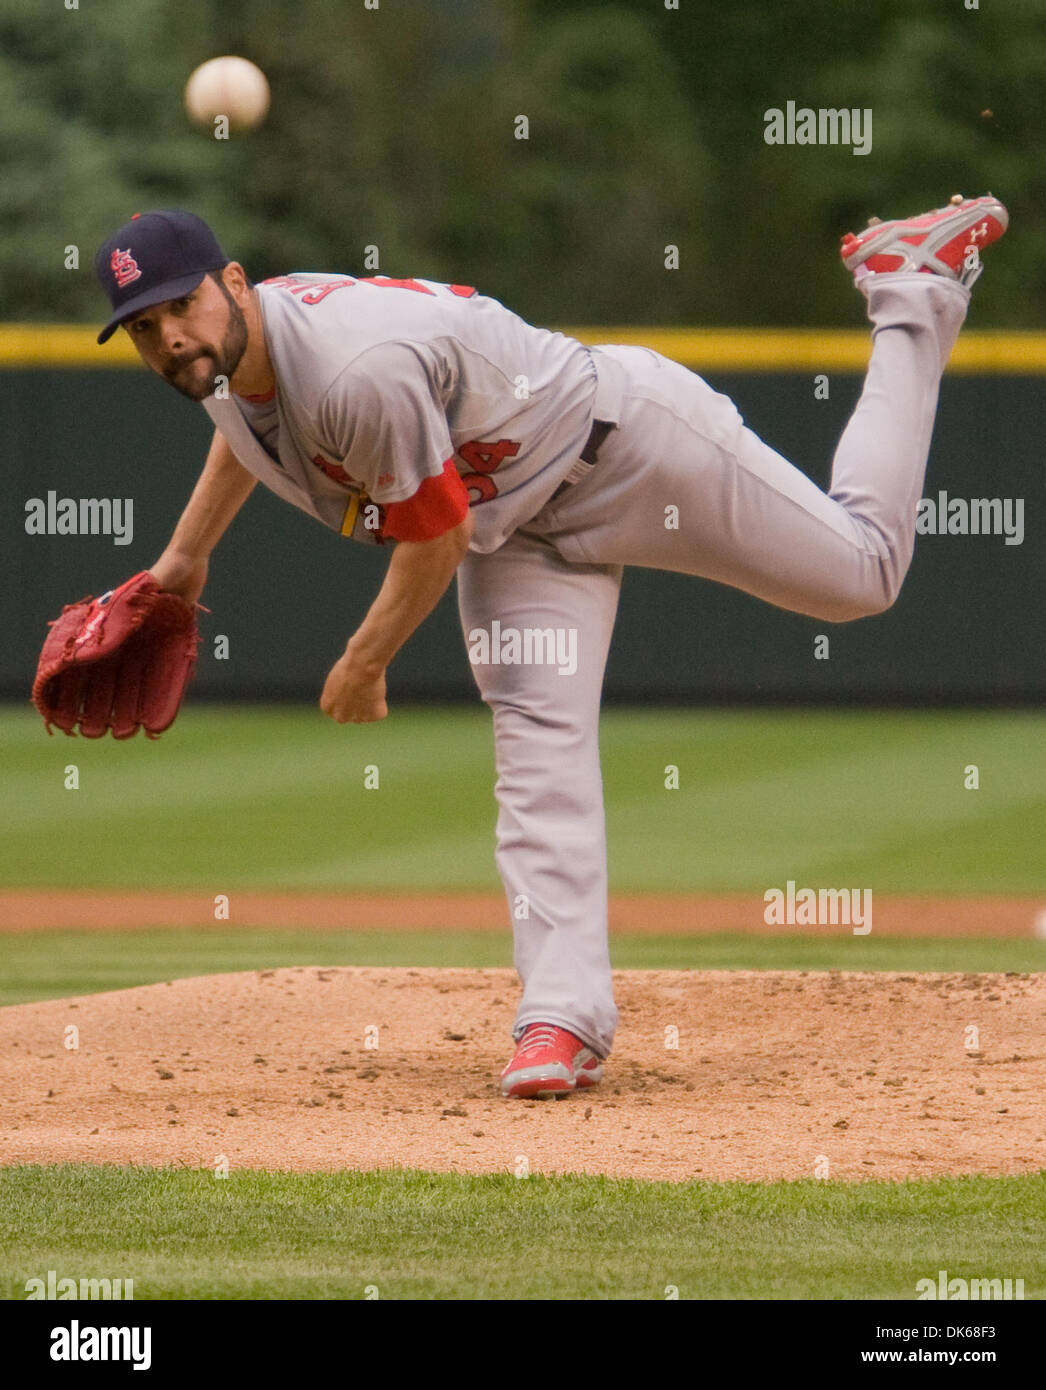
[1,968,1042,1182]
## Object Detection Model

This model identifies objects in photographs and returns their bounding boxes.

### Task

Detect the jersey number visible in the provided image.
[458,439,520,504]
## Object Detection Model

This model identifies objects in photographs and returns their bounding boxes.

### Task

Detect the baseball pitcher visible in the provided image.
[33,196,1007,1097]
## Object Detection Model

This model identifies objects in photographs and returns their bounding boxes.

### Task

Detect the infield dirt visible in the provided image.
[1,968,1042,1182]
[0,890,1041,934]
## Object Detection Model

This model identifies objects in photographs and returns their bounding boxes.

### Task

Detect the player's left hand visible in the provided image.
[320,652,388,724]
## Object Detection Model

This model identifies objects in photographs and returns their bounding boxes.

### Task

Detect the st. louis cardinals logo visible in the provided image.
[110,248,142,289]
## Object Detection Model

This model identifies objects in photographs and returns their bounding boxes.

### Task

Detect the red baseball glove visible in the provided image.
[32,572,201,739]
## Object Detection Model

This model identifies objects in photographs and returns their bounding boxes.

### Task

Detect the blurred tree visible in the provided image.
[427,6,711,325]
[0,0,1041,327]
[533,0,1046,326]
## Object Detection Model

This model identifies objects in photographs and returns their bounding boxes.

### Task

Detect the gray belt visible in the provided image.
[549,419,614,503]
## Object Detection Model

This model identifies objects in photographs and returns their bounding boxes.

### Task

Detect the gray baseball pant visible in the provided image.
[456,273,970,1058]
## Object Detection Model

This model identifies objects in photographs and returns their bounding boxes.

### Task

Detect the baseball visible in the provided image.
[184,56,270,133]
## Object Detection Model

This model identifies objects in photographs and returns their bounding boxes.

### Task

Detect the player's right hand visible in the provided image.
[320,652,389,725]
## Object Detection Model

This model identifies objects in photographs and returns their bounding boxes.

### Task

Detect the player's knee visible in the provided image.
[820,552,907,621]
[813,578,899,623]
[838,598,892,622]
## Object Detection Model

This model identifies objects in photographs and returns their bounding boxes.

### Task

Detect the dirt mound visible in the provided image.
[1,968,1042,1182]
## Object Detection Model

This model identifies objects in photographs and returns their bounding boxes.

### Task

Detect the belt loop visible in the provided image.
[581,418,613,463]
[551,418,614,499]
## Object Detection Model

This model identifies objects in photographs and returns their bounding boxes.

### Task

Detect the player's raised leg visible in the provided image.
[537,195,1007,623]
[456,526,623,1088]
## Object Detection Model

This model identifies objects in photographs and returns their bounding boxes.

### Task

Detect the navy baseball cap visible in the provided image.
[94,210,230,344]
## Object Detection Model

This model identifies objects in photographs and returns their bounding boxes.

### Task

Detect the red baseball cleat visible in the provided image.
[840,193,1008,288]
[499,1023,604,1099]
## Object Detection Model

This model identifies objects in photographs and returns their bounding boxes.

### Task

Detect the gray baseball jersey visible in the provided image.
[202,273,627,551]
[202,265,970,1061]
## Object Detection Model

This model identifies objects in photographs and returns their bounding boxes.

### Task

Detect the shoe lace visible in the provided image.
[519,1024,561,1052]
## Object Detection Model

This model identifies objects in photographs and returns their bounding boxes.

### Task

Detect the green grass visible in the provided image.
[5,705,1042,1303]
[1,929,1044,1008]
[2,704,1044,893]
[1,1165,1042,1300]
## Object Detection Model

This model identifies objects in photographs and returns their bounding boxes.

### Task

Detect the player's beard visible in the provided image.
[164,281,249,402]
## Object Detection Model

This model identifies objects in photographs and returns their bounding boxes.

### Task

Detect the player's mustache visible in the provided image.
[164,351,212,377]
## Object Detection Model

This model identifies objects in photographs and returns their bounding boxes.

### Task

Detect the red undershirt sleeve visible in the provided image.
[380,459,470,542]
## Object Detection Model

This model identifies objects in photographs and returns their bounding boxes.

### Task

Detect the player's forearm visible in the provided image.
[346,513,473,670]
[150,429,257,597]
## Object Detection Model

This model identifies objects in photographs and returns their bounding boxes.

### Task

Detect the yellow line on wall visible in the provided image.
[3,324,1046,373]
[571,328,1046,373]
[0,325,142,366]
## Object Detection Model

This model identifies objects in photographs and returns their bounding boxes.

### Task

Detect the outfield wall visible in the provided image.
[4,328,1044,704]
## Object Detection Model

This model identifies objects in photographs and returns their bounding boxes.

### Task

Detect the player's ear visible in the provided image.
[221,262,252,298]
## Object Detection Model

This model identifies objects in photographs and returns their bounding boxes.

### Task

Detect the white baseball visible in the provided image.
[184,56,270,133]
